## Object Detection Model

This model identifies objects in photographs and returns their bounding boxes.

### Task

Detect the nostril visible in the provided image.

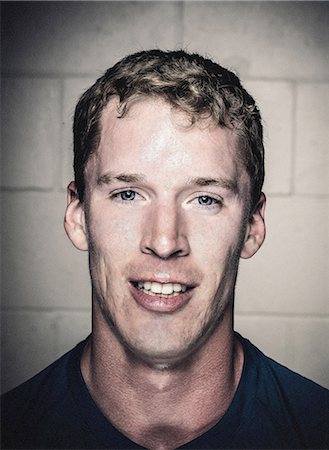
[142,243,189,260]
[140,209,190,258]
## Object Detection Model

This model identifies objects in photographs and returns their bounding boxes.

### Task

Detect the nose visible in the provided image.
[140,203,190,259]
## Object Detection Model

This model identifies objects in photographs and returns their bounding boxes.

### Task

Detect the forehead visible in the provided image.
[86,97,249,191]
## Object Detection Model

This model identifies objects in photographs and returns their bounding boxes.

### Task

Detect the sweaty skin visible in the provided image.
[65,97,266,449]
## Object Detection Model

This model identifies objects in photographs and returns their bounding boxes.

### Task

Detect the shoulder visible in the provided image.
[2,340,85,408]
[1,340,86,449]
[243,336,328,401]
[241,335,329,448]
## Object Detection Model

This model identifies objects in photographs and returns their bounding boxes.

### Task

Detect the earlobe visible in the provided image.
[241,193,266,259]
[64,181,88,251]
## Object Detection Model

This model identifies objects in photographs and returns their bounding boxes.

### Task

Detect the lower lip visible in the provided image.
[130,283,193,313]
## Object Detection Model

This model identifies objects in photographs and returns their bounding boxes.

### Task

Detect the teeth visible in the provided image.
[174,283,185,292]
[136,281,187,295]
[162,284,173,295]
[152,282,162,294]
[144,281,152,290]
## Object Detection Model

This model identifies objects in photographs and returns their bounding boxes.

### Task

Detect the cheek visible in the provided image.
[88,210,141,254]
[190,219,241,266]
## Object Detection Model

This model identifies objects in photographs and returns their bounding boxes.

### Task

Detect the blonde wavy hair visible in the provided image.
[73,49,264,210]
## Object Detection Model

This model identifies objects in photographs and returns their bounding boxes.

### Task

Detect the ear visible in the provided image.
[241,193,266,259]
[64,181,88,251]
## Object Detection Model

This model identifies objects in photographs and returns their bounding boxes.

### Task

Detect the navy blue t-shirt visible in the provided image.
[1,334,328,449]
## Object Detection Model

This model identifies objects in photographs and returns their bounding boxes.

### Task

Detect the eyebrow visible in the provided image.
[97,172,146,185]
[186,176,239,194]
[97,172,239,194]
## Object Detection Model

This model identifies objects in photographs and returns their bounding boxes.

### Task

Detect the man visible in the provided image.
[1,49,328,449]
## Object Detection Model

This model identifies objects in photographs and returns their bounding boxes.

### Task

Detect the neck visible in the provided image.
[81,306,244,450]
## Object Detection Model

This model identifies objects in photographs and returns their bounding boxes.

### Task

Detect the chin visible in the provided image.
[95,285,232,369]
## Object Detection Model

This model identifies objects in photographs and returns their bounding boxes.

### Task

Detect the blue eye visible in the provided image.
[198,195,217,206]
[118,190,136,201]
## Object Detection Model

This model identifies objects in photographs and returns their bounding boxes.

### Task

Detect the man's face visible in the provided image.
[82,97,252,367]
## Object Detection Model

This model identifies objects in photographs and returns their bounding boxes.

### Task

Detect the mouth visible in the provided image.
[134,281,188,297]
[130,280,194,313]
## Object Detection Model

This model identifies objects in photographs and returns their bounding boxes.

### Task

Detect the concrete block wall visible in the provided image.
[1,2,328,393]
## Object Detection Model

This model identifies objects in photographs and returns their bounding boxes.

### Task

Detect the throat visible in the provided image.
[82,315,244,449]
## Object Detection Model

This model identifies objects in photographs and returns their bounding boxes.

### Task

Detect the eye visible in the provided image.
[197,195,219,206]
[186,193,223,212]
[113,190,137,201]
